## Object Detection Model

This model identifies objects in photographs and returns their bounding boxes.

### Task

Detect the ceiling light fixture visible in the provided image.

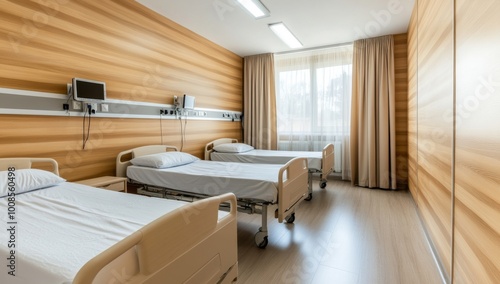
[268,22,303,49]
[236,0,270,19]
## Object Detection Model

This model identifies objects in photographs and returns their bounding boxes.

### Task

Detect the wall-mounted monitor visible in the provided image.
[182,94,195,109]
[72,78,106,102]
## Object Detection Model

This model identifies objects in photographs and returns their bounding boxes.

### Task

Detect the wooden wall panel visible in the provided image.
[394,33,408,190]
[0,0,243,180]
[0,114,242,181]
[0,0,242,110]
[416,0,454,279]
[407,4,418,201]
[455,0,500,283]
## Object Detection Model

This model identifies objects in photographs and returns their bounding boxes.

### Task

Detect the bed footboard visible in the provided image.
[73,193,238,284]
[276,157,308,223]
[320,144,335,188]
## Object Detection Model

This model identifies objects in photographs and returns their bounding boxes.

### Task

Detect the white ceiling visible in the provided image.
[137,0,415,57]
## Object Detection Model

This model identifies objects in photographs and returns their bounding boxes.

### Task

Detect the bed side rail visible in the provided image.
[204,138,238,160]
[321,143,334,178]
[73,193,238,284]
[277,157,308,223]
[116,145,178,177]
[0,158,59,176]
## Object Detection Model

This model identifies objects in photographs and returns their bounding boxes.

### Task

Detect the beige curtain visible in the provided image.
[243,53,277,150]
[350,35,397,189]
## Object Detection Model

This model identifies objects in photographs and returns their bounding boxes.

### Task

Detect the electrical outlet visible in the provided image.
[72,100,82,110]
[84,103,97,114]
[101,104,109,112]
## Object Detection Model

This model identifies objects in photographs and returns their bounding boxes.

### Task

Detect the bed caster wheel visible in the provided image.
[320,181,327,188]
[305,193,313,201]
[285,213,295,223]
[255,231,268,248]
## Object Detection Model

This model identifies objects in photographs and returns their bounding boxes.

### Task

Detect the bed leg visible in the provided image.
[254,204,269,248]
[319,178,327,189]
[319,173,327,189]
[305,172,313,201]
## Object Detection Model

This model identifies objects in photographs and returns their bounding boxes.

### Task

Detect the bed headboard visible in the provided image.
[0,158,59,176]
[116,145,178,177]
[204,138,238,160]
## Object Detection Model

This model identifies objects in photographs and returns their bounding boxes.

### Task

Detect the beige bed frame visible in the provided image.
[205,138,335,196]
[116,145,309,248]
[0,158,238,284]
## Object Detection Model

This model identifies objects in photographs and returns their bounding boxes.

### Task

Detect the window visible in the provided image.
[275,45,353,173]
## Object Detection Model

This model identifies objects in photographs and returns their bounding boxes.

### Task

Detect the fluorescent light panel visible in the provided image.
[236,0,270,19]
[269,22,303,48]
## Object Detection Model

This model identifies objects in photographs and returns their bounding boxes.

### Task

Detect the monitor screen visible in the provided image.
[73,78,106,102]
[182,94,195,109]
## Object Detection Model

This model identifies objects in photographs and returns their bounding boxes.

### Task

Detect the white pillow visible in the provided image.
[130,152,199,168]
[0,169,66,197]
[213,143,254,153]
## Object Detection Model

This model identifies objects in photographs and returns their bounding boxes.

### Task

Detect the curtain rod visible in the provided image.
[275,41,353,55]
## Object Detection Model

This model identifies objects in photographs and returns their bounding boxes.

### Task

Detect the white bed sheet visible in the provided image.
[0,182,196,284]
[127,160,282,203]
[211,149,322,171]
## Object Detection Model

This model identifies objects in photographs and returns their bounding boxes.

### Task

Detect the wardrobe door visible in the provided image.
[454,0,500,283]
[416,0,455,279]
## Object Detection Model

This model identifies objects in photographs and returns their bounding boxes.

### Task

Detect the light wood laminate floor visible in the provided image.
[236,178,444,284]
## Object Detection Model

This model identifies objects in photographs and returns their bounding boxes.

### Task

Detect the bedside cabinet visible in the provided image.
[76,176,128,193]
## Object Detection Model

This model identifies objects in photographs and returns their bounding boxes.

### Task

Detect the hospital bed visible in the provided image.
[116,145,309,248]
[204,138,334,199]
[0,158,238,284]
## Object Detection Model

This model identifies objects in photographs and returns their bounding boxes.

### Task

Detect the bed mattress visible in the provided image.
[211,149,322,171]
[0,182,194,284]
[127,160,282,203]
